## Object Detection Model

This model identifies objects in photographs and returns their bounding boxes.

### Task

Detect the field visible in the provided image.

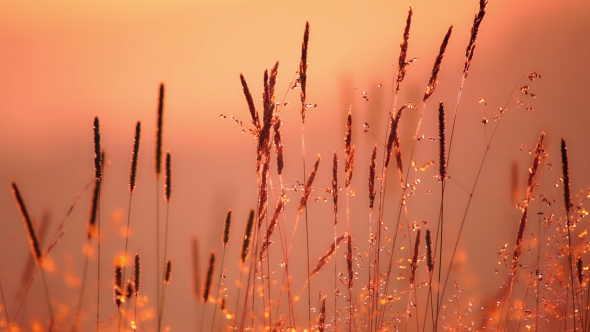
[1,1,590,331]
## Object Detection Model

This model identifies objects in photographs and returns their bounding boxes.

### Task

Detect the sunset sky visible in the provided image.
[0,1,589,330]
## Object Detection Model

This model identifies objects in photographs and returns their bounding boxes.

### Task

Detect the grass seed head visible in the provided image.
[240,73,259,132]
[300,21,309,122]
[155,83,164,176]
[202,251,216,303]
[424,26,453,102]
[164,260,172,285]
[134,254,141,295]
[561,138,572,215]
[426,229,434,272]
[396,6,413,93]
[438,102,446,180]
[223,209,232,248]
[87,178,101,239]
[129,121,141,193]
[165,152,172,202]
[369,144,377,209]
[463,0,488,78]
[12,183,43,266]
[332,151,339,225]
[311,234,346,278]
[114,263,123,308]
[93,117,102,180]
[241,210,255,264]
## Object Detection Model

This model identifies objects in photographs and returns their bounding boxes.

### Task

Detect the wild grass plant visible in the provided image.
[2,2,590,332]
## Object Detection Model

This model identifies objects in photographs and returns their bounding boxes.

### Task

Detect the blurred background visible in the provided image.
[0,0,589,330]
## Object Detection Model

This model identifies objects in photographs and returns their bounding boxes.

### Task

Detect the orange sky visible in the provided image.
[0,1,589,331]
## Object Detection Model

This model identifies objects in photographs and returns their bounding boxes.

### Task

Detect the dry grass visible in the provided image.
[3,4,590,332]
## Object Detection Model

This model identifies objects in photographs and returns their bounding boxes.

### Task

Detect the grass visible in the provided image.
[2,3,590,332]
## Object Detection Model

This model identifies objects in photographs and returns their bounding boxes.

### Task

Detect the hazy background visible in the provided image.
[0,0,589,330]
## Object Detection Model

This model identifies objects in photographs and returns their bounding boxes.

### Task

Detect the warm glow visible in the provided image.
[1,1,589,331]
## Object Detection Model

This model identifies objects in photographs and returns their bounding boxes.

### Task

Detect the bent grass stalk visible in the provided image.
[12,182,54,331]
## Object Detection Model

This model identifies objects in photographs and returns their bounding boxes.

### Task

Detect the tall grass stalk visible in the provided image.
[344,107,355,330]
[155,83,165,325]
[158,260,172,331]
[133,254,140,331]
[371,8,412,328]
[123,121,141,300]
[298,21,312,329]
[436,76,539,330]
[437,3,487,324]
[378,25,452,330]
[332,151,339,329]
[233,210,253,328]
[158,152,172,332]
[73,176,102,332]
[211,210,232,331]
[561,138,579,331]
[92,117,102,332]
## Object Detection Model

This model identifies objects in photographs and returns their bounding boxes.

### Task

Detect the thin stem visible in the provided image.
[346,190,353,331]
[72,239,91,331]
[334,219,339,330]
[158,203,171,332]
[199,300,206,332]
[40,266,54,331]
[377,100,427,330]
[233,268,245,328]
[239,214,262,331]
[12,268,38,322]
[211,248,227,331]
[437,78,527,326]
[134,293,138,331]
[270,177,296,329]
[122,194,134,289]
[159,282,169,332]
[436,181,445,327]
[96,182,101,332]
[567,212,579,331]
[422,180,445,332]
[155,177,161,330]
[301,122,312,330]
